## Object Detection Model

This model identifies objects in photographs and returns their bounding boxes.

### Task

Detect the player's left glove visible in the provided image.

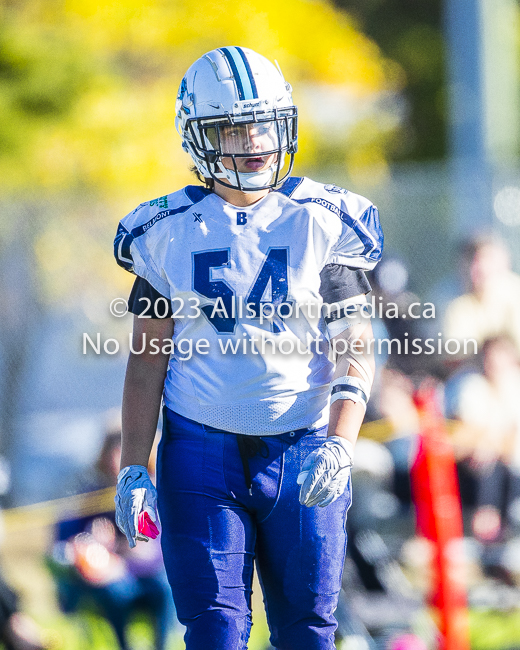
[115,465,159,548]
[297,436,353,508]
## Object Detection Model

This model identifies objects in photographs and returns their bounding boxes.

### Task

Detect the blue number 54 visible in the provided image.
[192,247,290,334]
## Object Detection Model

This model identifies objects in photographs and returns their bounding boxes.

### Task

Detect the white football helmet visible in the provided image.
[175,47,298,191]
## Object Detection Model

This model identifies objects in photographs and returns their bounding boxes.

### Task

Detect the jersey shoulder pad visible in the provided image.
[119,185,210,234]
[283,178,383,271]
[113,185,211,291]
[278,177,374,218]
[299,178,374,216]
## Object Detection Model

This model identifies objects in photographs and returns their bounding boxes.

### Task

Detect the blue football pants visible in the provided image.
[157,408,351,650]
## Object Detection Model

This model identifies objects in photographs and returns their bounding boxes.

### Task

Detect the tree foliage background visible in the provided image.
[0,0,406,300]
[336,0,445,161]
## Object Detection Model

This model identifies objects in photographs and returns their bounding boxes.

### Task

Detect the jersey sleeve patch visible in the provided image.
[114,223,134,272]
[149,195,169,209]
[358,204,383,263]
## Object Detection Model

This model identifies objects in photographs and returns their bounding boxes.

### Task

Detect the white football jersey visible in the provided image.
[115,177,383,434]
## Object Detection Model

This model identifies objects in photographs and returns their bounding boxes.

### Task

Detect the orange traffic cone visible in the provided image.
[410,381,470,650]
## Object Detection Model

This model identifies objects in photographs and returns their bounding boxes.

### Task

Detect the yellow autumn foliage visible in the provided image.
[1,0,399,203]
[0,0,401,304]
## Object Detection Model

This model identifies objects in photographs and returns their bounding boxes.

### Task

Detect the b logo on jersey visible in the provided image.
[237,212,247,225]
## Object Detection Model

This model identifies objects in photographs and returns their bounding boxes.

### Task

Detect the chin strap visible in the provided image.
[214,160,276,190]
[237,167,276,189]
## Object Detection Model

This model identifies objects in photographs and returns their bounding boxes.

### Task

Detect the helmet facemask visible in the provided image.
[184,107,298,191]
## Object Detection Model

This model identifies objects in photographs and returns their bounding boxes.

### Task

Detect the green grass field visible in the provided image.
[32,607,520,650]
[34,610,271,650]
[4,521,520,650]
[468,610,520,650]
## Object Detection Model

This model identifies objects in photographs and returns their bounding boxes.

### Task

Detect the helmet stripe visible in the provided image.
[220,47,246,100]
[236,47,258,99]
[220,47,255,101]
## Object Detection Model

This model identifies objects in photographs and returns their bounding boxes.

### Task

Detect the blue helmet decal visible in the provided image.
[219,47,258,101]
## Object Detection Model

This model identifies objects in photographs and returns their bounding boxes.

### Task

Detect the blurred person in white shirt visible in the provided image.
[450,336,520,542]
[444,237,520,359]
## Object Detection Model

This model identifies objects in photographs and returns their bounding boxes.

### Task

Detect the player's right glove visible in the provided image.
[115,465,159,548]
[297,436,354,508]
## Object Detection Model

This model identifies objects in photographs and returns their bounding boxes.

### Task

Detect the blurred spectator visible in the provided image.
[48,423,175,650]
[444,236,520,360]
[377,369,420,509]
[0,580,47,650]
[369,257,426,376]
[333,369,425,648]
[0,463,46,650]
[448,336,520,543]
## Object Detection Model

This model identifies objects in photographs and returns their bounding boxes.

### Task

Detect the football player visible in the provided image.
[114,47,383,650]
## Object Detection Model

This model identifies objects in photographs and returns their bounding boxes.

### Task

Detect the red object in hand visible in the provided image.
[138,511,160,539]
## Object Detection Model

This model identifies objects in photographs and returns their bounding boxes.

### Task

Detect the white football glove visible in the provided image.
[115,465,158,548]
[297,436,353,508]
